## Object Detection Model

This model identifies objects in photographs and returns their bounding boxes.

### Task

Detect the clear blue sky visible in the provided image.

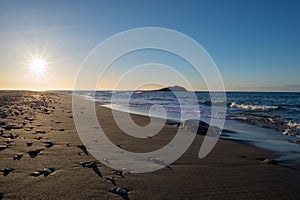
[0,0,299,91]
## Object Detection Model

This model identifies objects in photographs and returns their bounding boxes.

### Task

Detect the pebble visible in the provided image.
[27,149,41,158]
[35,136,43,140]
[43,141,55,148]
[113,169,124,177]
[26,117,34,121]
[0,113,7,119]
[43,168,54,176]
[30,171,43,177]
[13,154,23,160]
[10,133,18,139]
[116,188,128,195]
[264,158,279,165]
[1,168,14,176]
[0,145,7,151]
[35,130,46,134]
[109,187,129,196]
[80,161,97,168]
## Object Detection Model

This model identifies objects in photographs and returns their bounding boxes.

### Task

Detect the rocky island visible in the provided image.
[154,86,188,92]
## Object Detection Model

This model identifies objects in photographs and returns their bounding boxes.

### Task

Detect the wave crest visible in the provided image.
[229,102,279,111]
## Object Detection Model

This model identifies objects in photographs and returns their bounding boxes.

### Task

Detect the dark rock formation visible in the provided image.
[155,86,188,92]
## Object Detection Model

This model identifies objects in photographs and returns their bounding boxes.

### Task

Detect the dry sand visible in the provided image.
[0,91,299,199]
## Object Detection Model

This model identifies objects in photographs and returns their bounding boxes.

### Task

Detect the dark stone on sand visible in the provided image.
[43,141,55,148]
[27,117,34,121]
[0,112,7,119]
[27,149,42,158]
[80,161,102,177]
[27,142,33,147]
[0,192,3,199]
[3,124,23,130]
[6,140,12,145]
[35,136,43,140]
[80,161,97,168]
[13,154,23,160]
[0,145,7,151]
[9,133,18,139]
[113,169,124,177]
[182,119,221,135]
[3,124,13,130]
[116,188,128,195]
[2,133,18,139]
[109,187,129,199]
[1,168,14,176]
[30,171,43,177]
[43,168,55,177]
[35,130,46,134]
[264,158,279,165]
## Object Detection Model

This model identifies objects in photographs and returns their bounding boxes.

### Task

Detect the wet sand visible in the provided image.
[0,91,299,199]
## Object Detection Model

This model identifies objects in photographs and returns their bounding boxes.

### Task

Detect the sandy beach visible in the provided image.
[0,91,300,199]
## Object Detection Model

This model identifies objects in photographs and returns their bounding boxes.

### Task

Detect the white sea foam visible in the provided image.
[229,102,278,111]
[287,120,299,128]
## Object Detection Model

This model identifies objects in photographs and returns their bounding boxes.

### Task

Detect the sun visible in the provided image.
[29,59,46,74]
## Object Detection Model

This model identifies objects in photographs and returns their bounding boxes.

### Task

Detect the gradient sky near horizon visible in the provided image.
[0,0,299,91]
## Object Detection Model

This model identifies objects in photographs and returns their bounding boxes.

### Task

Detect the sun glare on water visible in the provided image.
[29,59,46,74]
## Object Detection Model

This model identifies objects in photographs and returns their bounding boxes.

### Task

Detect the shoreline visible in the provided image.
[0,91,300,199]
[97,99,300,163]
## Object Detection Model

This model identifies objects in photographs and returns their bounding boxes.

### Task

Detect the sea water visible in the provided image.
[66,90,300,161]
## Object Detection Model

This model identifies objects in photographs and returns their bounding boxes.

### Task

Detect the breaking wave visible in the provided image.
[229,102,280,111]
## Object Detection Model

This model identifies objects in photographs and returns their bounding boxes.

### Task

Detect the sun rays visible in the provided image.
[29,58,47,74]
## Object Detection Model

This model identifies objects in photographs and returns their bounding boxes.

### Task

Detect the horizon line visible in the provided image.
[0,89,299,93]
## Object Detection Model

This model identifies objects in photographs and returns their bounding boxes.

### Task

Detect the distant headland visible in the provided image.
[154,86,188,92]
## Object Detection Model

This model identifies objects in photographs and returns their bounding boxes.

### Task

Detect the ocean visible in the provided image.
[65,90,300,160]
